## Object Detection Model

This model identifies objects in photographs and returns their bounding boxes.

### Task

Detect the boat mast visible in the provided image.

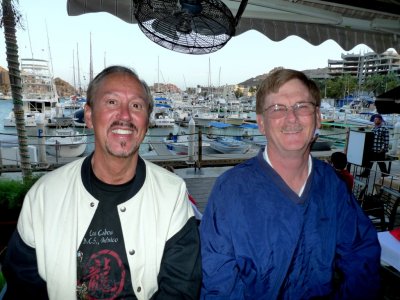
[89,32,93,82]
[183,75,187,92]
[157,56,160,92]
[45,21,54,76]
[218,66,221,97]
[72,49,77,94]
[208,57,212,100]
[26,15,34,59]
[45,20,58,100]
[76,43,82,96]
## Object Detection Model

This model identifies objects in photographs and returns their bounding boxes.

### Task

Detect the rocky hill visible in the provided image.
[54,77,75,97]
[1,66,329,96]
[238,67,330,87]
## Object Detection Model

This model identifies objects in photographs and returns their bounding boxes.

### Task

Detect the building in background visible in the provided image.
[328,50,400,85]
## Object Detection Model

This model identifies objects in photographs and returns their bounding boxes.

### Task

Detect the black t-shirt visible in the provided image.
[76,153,145,299]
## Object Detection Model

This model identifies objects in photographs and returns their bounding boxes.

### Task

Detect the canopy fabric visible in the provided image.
[375,86,400,114]
[67,0,400,53]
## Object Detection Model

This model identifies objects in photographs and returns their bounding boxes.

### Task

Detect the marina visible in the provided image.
[0,0,399,297]
[2,95,400,203]
[1,79,400,300]
[0,93,397,170]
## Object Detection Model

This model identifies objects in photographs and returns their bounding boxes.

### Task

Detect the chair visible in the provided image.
[352,178,368,204]
[379,186,400,231]
[362,186,400,231]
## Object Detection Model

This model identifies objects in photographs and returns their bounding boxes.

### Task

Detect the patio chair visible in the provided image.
[361,186,400,231]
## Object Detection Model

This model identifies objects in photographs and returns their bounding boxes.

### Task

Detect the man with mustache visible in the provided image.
[200,68,381,299]
[2,66,201,300]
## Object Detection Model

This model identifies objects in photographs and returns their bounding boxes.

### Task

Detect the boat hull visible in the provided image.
[46,140,87,157]
[210,137,251,154]
[46,129,87,157]
[163,136,211,154]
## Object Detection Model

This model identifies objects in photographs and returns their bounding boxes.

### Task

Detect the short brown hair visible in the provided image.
[256,68,321,114]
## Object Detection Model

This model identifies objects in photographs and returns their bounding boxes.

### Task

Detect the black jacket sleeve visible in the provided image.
[2,230,48,300]
[150,217,202,300]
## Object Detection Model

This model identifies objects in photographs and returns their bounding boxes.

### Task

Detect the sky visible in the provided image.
[0,0,386,91]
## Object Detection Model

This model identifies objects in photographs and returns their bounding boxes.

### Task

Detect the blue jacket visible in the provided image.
[200,150,381,299]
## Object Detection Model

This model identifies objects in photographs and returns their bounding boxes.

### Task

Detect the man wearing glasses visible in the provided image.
[200,68,381,299]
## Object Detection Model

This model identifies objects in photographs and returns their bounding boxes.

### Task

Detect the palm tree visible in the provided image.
[1,0,32,179]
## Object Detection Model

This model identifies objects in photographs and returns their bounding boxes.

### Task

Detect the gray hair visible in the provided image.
[86,65,154,116]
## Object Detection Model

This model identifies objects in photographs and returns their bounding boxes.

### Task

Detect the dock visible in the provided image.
[174,166,232,213]
[149,142,173,157]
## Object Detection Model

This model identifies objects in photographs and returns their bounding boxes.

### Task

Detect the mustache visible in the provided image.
[110,120,136,131]
[281,125,303,133]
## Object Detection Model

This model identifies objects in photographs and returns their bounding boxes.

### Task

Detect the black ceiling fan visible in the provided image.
[135,0,248,54]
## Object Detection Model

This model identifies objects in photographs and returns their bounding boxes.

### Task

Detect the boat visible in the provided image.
[62,96,86,109]
[46,116,74,128]
[151,113,175,127]
[3,58,60,127]
[150,92,175,128]
[0,134,38,165]
[73,108,86,127]
[209,137,251,154]
[163,133,211,154]
[3,111,38,127]
[46,128,87,157]
[224,114,245,126]
[192,110,219,127]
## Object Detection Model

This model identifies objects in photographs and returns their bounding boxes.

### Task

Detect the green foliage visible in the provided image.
[0,271,4,291]
[234,88,243,98]
[362,73,400,95]
[0,175,41,209]
[322,74,399,99]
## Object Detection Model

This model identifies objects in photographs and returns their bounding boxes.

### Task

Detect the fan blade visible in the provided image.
[152,18,179,40]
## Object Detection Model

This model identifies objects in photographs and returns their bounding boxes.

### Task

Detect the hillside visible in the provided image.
[1,65,329,96]
[238,68,330,87]
[54,77,75,97]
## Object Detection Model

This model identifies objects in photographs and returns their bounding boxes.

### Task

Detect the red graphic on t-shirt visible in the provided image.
[81,249,126,299]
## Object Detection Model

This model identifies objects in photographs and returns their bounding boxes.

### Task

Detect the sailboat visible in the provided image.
[149,56,175,128]
[45,36,93,158]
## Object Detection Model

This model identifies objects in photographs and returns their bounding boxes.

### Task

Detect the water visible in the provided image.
[0,99,348,157]
[0,99,265,157]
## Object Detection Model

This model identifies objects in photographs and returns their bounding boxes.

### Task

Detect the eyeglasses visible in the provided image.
[263,102,317,119]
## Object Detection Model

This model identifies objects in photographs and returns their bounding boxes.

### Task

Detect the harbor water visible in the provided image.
[0,99,266,158]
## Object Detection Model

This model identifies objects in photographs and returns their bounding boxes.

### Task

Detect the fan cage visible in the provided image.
[135,0,236,54]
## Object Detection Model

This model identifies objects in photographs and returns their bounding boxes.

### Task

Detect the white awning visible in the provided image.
[66,0,400,53]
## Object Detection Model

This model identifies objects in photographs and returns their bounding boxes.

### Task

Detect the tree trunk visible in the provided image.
[1,0,32,179]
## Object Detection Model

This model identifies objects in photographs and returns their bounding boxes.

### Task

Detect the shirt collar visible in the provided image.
[263,146,312,196]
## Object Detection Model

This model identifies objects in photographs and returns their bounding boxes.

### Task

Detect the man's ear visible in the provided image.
[256,114,266,136]
[315,107,322,129]
[84,105,93,129]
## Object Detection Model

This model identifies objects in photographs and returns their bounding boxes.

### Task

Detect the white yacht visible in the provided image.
[3,58,60,127]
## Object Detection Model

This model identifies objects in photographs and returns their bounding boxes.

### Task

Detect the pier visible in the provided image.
[0,148,334,173]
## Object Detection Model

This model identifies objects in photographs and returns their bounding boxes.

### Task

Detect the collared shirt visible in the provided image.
[372,124,389,153]
[263,146,312,196]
